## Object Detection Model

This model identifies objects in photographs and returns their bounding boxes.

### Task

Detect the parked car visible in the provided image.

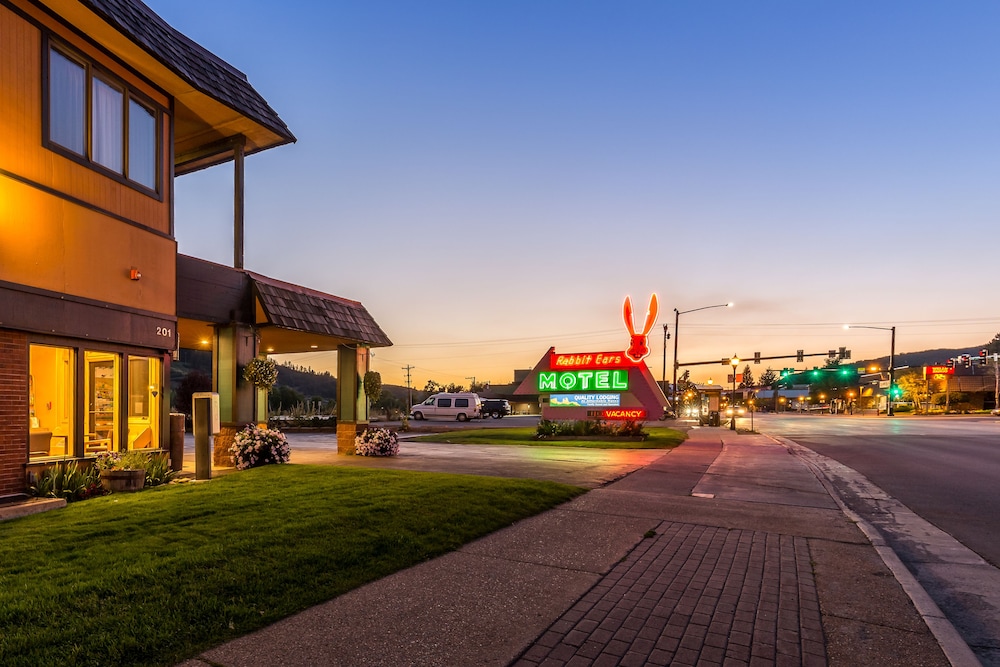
[481,398,511,419]
[410,393,482,421]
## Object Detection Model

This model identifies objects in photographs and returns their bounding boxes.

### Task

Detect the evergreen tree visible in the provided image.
[758,367,778,388]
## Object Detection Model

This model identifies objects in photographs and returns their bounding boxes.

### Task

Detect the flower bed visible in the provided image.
[230,424,291,470]
[354,427,399,456]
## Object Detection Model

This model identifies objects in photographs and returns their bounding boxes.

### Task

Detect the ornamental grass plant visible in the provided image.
[27,461,103,501]
[0,465,582,667]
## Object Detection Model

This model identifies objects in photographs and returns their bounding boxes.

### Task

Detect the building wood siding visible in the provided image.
[176,255,252,324]
[0,1,174,316]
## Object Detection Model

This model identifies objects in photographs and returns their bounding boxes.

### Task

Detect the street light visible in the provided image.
[672,302,733,411]
[845,324,896,416]
[730,355,739,430]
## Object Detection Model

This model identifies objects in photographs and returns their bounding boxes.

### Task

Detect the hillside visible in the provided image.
[275,365,337,399]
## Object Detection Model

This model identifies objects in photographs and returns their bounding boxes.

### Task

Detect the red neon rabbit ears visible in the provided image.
[623,294,658,362]
[623,294,658,337]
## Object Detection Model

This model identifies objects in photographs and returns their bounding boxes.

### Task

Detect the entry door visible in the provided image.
[85,351,119,453]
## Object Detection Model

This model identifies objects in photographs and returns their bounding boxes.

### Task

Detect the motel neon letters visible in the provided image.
[538,369,629,393]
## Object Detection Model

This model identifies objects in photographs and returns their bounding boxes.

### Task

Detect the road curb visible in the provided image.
[770,435,982,667]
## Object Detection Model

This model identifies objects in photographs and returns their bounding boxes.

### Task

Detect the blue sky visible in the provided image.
[155,0,1000,387]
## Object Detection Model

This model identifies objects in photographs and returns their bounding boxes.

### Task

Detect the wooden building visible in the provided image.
[0,0,389,498]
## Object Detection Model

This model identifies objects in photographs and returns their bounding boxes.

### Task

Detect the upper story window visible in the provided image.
[46,41,160,194]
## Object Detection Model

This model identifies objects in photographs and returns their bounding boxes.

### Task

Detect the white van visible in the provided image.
[410,393,482,421]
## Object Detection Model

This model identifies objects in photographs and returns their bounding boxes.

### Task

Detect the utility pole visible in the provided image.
[466,376,476,392]
[993,354,999,412]
[402,365,414,410]
[662,323,670,402]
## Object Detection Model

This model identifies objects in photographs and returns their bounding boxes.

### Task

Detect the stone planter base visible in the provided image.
[100,469,146,493]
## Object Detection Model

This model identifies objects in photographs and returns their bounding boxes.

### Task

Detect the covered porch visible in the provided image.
[176,255,391,460]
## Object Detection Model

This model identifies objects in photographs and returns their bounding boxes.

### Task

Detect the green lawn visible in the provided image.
[0,466,583,667]
[408,426,687,449]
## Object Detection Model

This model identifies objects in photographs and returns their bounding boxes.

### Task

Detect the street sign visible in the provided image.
[879,380,891,389]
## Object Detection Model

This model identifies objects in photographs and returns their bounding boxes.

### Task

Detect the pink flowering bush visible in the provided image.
[230,424,291,470]
[354,427,399,456]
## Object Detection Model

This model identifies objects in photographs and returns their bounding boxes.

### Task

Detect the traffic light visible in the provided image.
[963,355,971,368]
[946,358,954,368]
[891,385,902,399]
[981,349,988,362]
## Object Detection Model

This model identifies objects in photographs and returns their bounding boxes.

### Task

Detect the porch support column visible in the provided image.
[213,322,258,465]
[336,345,370,454]
[233,136,246,270]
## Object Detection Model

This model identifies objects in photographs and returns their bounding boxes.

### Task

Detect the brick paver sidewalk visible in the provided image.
[513,521,826,667]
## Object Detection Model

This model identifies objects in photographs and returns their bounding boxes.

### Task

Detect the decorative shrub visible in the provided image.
[28,462,103,501]
[230,424,291,470]
[354,427,399,456]
[614,420,647,438]
[535,419,647,440]
[536,419,560,438]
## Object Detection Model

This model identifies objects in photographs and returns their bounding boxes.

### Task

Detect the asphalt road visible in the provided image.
[754,413,1000,567]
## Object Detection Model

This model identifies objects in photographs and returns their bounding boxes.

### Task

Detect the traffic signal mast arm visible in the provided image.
[677,350,844,367]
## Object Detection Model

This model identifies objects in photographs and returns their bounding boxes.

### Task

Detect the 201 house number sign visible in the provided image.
[155,326,173,339]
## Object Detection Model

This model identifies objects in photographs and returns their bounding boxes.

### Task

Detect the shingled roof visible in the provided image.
[249,272,393,348]
[80,0,295,145]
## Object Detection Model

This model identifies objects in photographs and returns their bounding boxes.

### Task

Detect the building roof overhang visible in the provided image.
[43,0,296,172]
[176,255,391,355]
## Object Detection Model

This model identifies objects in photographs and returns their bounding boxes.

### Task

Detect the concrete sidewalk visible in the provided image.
[180,429,958,667]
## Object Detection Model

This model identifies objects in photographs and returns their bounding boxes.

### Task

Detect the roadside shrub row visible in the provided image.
[536,419,647,439]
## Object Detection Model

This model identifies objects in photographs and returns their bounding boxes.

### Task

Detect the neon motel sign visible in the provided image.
[538,370,629,393]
